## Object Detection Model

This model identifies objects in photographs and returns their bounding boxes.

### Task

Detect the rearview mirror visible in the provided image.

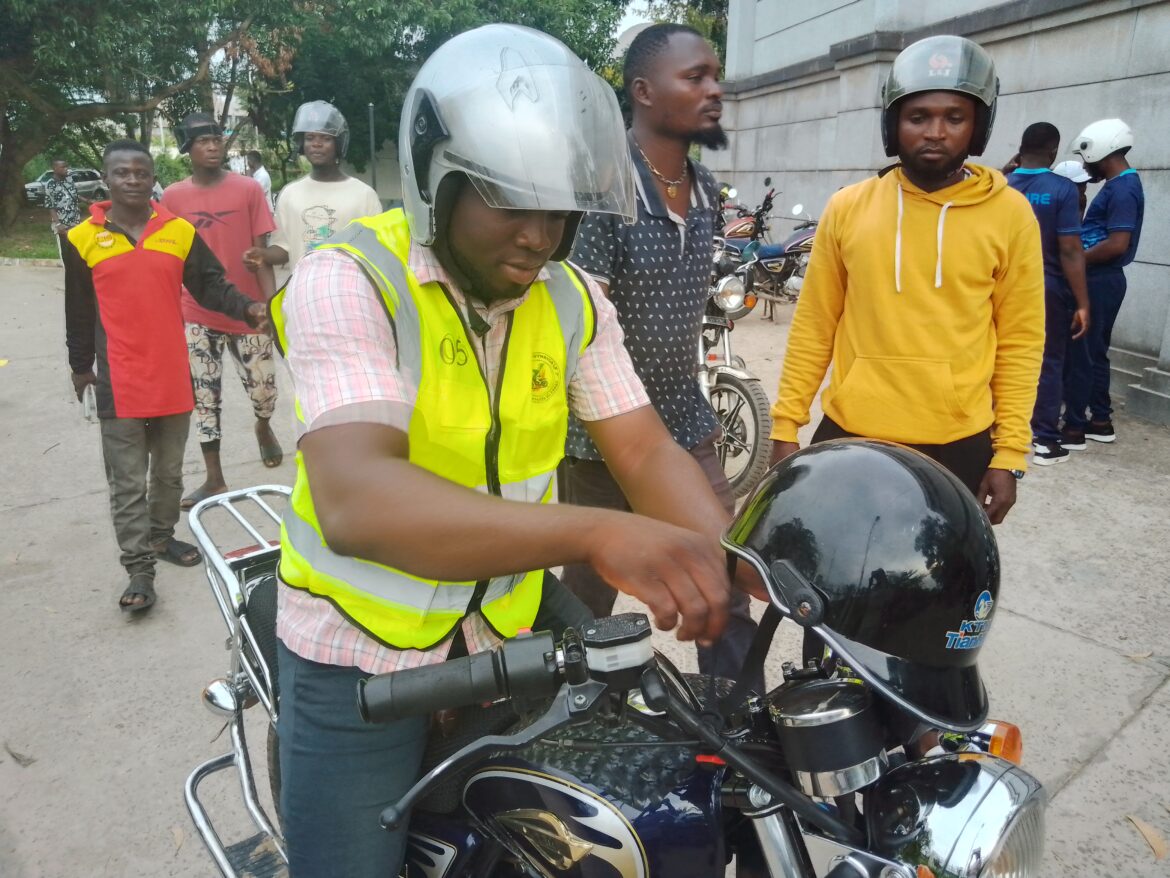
[727,188,738,200]
[764,176,772,186]
[791,203,804,216]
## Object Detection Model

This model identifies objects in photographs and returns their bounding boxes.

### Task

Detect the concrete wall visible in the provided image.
[713,0,1170,425]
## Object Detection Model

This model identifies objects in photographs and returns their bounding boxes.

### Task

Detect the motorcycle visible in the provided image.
[702,270,772,499]
[718,181,818,317]
[184,480,1047,878]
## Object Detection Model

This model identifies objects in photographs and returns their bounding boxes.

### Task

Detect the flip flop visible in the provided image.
[181,484,227,511]
[120,573,157,614]
[259,436,283,468]
[153,537,202,567]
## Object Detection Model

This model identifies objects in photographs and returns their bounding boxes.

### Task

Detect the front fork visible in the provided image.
[699,318,737,402]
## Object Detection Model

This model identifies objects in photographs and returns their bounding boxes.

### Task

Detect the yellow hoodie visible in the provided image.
[771,164,1044,472]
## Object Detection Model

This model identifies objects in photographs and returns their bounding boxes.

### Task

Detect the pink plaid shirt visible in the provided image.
[277,239,649,675]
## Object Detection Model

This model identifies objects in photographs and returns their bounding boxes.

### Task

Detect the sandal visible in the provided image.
[120,573,157,614]
[153,537,202,567]
[259,436,284,468]
[181,484,227,511]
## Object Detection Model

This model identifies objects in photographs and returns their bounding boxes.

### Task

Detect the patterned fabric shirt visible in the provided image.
[44,176,82,229]
[276,239,650,675]
[565,132,720,459]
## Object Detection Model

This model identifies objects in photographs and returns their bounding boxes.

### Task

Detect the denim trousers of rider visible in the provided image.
[1031,277,1075,445]
[276,574,592,878]
[1063,267,1128,430]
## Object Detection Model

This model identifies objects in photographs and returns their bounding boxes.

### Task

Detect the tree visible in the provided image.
[247,0,627,176]
[0,0,626,228]
[640,0,728,65]
[0,1,309,228]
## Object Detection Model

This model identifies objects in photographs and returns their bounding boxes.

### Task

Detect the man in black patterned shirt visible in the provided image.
[44,159,85,261]
[559,23,760,686]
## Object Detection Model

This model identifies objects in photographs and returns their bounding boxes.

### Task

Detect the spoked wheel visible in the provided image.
[711,373,773,499]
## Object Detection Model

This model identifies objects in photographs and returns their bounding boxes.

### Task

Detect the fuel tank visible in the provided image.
[461,675,733,877]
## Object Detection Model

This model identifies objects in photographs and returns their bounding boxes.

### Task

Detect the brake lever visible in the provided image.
[379,677,607,830]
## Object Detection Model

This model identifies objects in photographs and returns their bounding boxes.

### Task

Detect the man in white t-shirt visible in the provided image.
[244,101,381,278]
[246,150,274,209]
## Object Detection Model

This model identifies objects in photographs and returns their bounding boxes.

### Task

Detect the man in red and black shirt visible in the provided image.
[65,140,267,614]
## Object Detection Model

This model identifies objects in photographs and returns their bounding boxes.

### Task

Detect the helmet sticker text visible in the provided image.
[945,589,993,650]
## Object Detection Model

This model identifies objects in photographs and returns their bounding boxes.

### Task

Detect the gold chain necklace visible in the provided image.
[636,142,688,198]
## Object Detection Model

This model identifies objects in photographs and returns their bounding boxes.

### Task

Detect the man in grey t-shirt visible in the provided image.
[560,23,759,686]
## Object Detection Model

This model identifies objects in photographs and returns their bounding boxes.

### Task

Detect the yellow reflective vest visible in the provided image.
[271,209,596,649]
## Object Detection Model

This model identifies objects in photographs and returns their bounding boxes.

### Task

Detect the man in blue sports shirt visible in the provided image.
[1061,118,1144,448]
[1006,122,1089,465]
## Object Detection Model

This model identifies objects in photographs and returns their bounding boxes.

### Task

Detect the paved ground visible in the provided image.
[1,264,1167,877]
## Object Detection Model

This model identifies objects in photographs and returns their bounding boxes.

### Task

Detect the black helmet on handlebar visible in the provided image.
[722,439,999,732]
[881,35,999,157]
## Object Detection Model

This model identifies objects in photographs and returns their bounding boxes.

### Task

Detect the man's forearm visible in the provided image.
[307,444,622,579]
[1059,248,1089,309]
[609,438,730,542]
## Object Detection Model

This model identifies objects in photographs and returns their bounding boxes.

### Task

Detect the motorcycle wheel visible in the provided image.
[710,373,773,499]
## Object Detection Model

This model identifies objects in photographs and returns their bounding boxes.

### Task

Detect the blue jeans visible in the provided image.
[1031,277,1075,444]
[276,575,591,878]
[1063,268,1127,429]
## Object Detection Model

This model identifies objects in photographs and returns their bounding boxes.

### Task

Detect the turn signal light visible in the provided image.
[984,720,1023,764]
[744,294,758,308]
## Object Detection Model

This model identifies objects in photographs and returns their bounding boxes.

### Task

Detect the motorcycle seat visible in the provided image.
[758,242,786,260]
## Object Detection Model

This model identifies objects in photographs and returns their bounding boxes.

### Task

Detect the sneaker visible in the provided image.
[1086,420,1116,443]
[1032,441,1071,466]
[1060,426,1087,450]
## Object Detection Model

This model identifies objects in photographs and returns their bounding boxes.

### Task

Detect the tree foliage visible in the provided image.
[0,0,626,227]
[640,0,728,65]
[249,0,626,174]
[0,0,312,226]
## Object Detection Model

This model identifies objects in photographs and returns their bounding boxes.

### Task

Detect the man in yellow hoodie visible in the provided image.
[769,35,1044,524]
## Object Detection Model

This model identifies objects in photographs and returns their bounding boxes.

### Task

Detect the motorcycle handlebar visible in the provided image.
[357,630,559,724]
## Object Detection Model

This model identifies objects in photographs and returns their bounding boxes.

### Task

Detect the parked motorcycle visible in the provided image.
[701,274,772,498]
[722,197,818,316]
[185,449,1048,878]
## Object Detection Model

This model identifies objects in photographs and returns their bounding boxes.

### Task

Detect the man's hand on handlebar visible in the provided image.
[585,515,730,646]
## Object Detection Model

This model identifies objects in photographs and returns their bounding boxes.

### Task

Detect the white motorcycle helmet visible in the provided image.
[399,24,636,260]
[1052,160,1091,184]
[293,101,350,159]
[1071,118,1133,164]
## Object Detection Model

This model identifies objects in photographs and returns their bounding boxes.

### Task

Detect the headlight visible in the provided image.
[865,753,1046,877]
[713,274,745,312]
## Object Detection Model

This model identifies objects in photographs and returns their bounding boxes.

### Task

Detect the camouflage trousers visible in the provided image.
[185,323,278,444]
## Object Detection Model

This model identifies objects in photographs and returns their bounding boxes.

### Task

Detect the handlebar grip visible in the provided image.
[357,630,558,724]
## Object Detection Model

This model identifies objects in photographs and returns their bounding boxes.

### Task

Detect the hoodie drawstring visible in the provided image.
[895,185,904,293]
[894,184,954,292]
[935,201,952,288]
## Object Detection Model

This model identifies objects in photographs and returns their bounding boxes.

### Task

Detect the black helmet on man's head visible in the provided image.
[881,35,999,158]
[723,440,1000,732]
[179,112,223,155]
[292,101,350,159]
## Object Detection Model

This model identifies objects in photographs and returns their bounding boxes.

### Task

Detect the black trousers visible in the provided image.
[811,416,992,496]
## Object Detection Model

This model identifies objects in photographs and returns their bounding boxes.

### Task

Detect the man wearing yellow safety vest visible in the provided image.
[270,25,761,876]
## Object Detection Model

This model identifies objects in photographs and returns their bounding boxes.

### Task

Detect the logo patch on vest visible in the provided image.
[532,352,561,403]
[95,230,116,248]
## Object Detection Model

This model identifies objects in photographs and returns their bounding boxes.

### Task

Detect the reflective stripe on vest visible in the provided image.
[272,209,594,650]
